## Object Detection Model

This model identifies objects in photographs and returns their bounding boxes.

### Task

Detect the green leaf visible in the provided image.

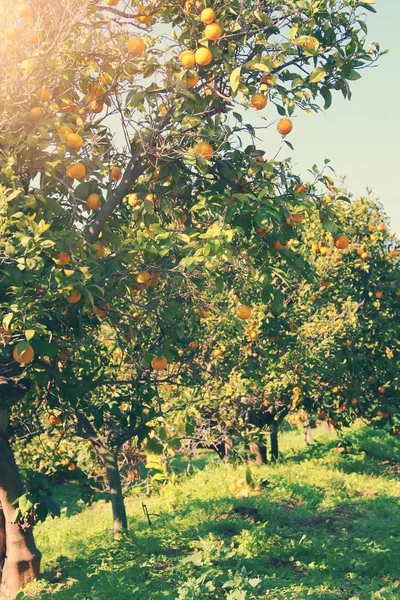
[31,339,59,357]
[309,68,326,83]
[230,67,241,92]
[25,330,35,341]
[320,86,332,109]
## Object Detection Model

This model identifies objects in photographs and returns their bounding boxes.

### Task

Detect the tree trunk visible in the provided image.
[249,442,267,465]
[0,436,41,598]
[270,422,279,462]
[92,441,127,539]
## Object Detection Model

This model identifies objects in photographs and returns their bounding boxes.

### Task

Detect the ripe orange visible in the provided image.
[195,47,213,66]
[88,83,104,99]
[378,386,386,394]
[128,193,141,207]
[310,294,317,302]
[126,37,145,55]
[67,163,86,180]
[56,251,71,266]
[48,413,60,426]
[197,309,209,319]
[201,8,215,24]
[319,246,328,255]
[17,3,33,18]
[93,243,105,258]
[147,272,159,287]
[391,249,399,257]
[67,462,76,471]
[100,72,112,86]
[351,398,358,405]
[368,224,375,233]
[375,290,383,299]
[274,240,287,250]
[136,13,152,26]
[87,193,101,210]
[88,100,104,114]
[36,87,51,102]
[105,0,119,5]
[194,141,214,160]
[361,252,368,259]
[378,223,385,231]
[345,339,352,346]
[66,133,84,150]
[332,386,339,393]
[151,356,168,371]
[31,107,44,120]
[179,50,196,68]
[204,23,222,41]
[136,271,151,284]
[13,344,34,364]
[186,71,200,87]
[356,247,364,256]
[334,234,349,250]
[290,214,303,224]
[68,289,82,304]
[28,31,42,45]
[0,327,12,345]
[277,118,293,136]
[57,125,73,137]
[237,304,252,320]
[188,341,198,349]
[302,36,319,51]
[311,242,319,252]
[260,73,273,85]
[250,93,267,110]
[213,348,223,358]
[110,166,123,181]
[5,27,22,42]
[294,183,307,194]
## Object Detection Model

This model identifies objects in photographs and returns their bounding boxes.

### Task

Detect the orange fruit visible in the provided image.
[57,125,74,137]
[28,31,42,45]
[345,339,352,346]
[136,271,151,284]
[253,155,264,167]
[368,224,375,232]
[100,72,112,86]
[86,193,101,210]
[105,0,119,4]
[128,193,141,207]
[68,289,82,304]
[361,252,368,259]
[17,3,33,18]
[260,73,273,85]
[204,23,222,41]
[197,309,209,319]
[93,243,105,258]
[319,246,328,255]
[0,328,12,345]
[311,242,319,252]
[188,341,198,349]
[88,83,104,99]
[179,50,196,68]
[250,93,267,110]
[378,223,385,231]
[88,100,104,114]
[194,141,214,160]
[36,87,51,102]
[391,249,399,257]
[151,356,168,371]
[351,398,358,405]
[67,163,86,180]
[126,37,145,55]
[137,13,152,26]
[375,290,383,299]
[56,251,71,266]
[66,133,84,150]
[31,107,44,120]
[110,166,123,181]
[356,247,364,256]
[13,344,34,364]
[186,71,199,87]
[237,304,251,320]
[334,234,349,250]
[195,47,213,66]
[48,413,60,425]
[277,118,293,135]
[201,8,215,24]
[5,27,22,41]
[290,214,303,224]
[158,104,168,117]
[332,386,339,393]
[302,36,319,51]
[378,386,386,394]
[294,183,307,193]
[67,462,76,471]
[310,295,317,302]
[274,240,287,250]
[146,272,159,287]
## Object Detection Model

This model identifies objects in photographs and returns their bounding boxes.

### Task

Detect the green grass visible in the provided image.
[24,424,400,599]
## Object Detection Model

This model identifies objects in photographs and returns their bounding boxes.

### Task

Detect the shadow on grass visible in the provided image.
[35,475,400,600]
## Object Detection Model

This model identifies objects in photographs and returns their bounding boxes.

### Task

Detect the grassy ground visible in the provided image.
[24,423,400,600]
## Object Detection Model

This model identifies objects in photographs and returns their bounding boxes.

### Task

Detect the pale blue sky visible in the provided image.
[273,0,400,233]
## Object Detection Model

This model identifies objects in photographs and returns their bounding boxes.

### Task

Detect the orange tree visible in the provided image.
[170,194,400,462]
[0,0,382,594]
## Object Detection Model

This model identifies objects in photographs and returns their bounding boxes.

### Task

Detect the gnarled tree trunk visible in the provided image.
[0,435,41,598]
[249,442,267,466]
[270,422,279,462]
[91,440,127,539]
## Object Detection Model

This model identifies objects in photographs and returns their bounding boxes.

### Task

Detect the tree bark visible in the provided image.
[270,422,279,462]
[249,442,267,465]
[92,441,127,539]
[0,437,41,598]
